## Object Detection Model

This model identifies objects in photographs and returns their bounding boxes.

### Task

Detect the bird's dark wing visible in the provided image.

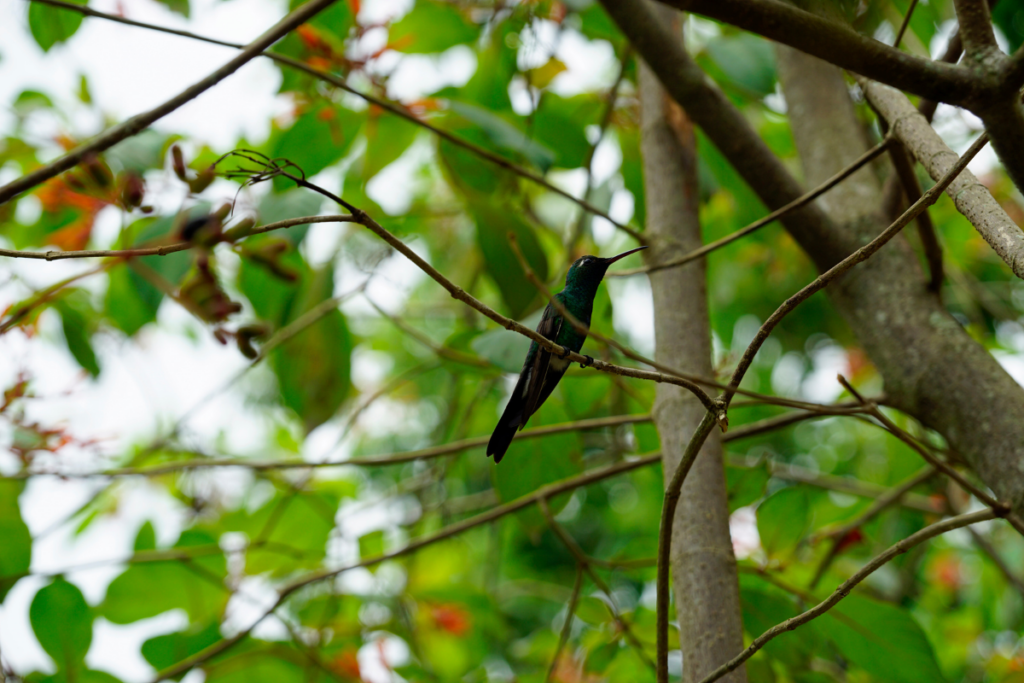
[522,305,563,424]
[487,303,565,463]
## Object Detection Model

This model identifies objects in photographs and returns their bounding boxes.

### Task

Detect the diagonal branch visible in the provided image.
[696,508,998,683]
[953,0,1001,55]
[151,452,662,681]
[648,0,978,105]
[538,498,656,671]
[860,78,1024,280]
[608,137,893,278]
[0,215,356,260]
[24,0,643,242]
[0,0,339,205]
[724,131,991,405]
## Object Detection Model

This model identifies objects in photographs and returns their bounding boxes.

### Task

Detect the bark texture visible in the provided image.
[776,48,1024,511]
[601,0,1024,514]
[860,79,1024,279]
[639,11,747,682]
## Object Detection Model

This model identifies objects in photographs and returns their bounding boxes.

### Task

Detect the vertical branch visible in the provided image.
[546,564,584,682]
[638,10,747,683]
[953,0,1000,55]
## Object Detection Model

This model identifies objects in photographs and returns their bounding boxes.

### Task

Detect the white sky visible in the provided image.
[0,1,1020,681]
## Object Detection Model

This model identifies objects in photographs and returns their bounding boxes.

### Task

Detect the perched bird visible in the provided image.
[487,246,648,462]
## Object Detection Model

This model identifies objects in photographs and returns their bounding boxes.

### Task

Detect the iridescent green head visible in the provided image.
[563,246,648,295]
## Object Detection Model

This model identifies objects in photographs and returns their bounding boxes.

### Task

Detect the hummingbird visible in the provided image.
[487,246,648,463]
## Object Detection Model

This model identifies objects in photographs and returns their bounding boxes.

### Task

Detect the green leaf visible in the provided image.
[470,308,542,373]
[727,464,768,512]
[756,487,809,559]
[204,648,306,683]
[105,264,161,336]
[363,115,419,181]
[705,34,777,97]
[108,130,174,174]
[141,621,221,675]
[28,0,85,52]
[359,530,385,559]
[471,202,549,319]
[531,94,602,169]
[257,188,326,247]
[817,594,947,683]
[13,90,53,115]
[269,267,352,432]
[389,0,478,53]
[740,581,816,666]
[449,101,556,173]
[437,128,506,195]
[0,480,31,601]
[134,522,156,552]
[101,530,227,625]
[104,215,194,336]
[54,290,100,377]
[575,596,613,625]
[154,0,190,17]
[30,578,92,672]
[605,647,655,683]
[223,488,340,576]
[493,396,582,529]
[270,104,361,189]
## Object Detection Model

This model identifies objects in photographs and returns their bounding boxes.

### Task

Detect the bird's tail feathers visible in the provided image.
[487,372,528,463]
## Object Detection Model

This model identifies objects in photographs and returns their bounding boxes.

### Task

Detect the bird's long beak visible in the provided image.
[603,245,649,264]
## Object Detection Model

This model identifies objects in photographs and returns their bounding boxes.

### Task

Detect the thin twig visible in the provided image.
[609,137,892,277]
[807,464,939,589]
[0,0,339,204]
[967,527,1024,598]
[696,508,998,683]
[894,0,920,47]
[567,48,633,249]
[723,131,990,407]
[546,565,584,683]
[653,111,990,683]
[0,215,355,260]
[656,411,718,682]
[538,498,656,670]
[8,414,651,479]
[366,298,495,369]
[23,0,643,242]
[814,465,939,543]
[151,452,662,681]
[726,454,938,512]
[228,158,727,424]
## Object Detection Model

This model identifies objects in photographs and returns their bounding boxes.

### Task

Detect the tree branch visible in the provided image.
[608,137,893,279]
[860,79,1024,280]
[696,509,998,683]
[953,0,1000,56]
[152,452,662,681]
[0,215,355,261]
[0,0,339,205]
[538,498,656,671]
[24,0,643,242]
[724,132,990,405]
[648,0,978,105]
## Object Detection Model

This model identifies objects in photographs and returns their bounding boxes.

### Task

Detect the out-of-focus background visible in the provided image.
[3,1,1024,682]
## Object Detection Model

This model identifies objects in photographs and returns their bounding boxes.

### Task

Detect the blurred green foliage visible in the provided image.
[3,1,1024,682]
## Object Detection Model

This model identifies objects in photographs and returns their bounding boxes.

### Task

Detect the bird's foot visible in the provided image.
[579,355,595,369]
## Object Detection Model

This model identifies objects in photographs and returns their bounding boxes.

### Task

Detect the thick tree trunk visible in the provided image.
[601,0,1024,514]
[638,11,748,683]
[775,46,1024,511]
